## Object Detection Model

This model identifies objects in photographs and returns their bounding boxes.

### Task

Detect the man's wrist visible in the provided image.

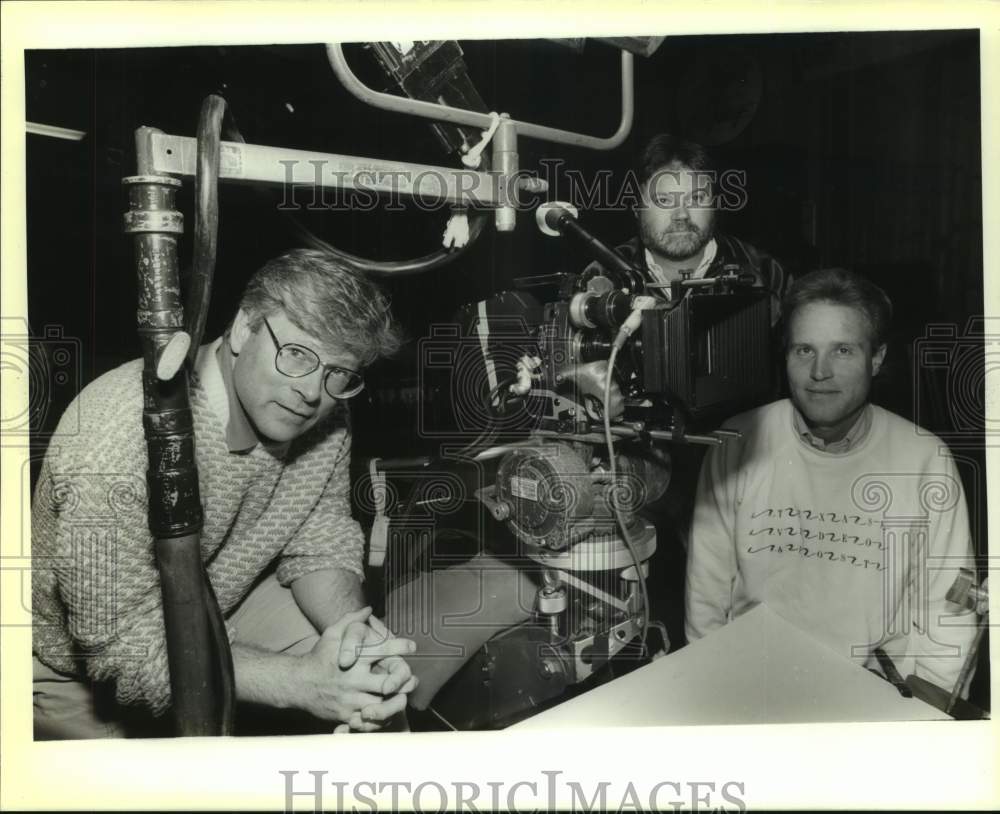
[232,644,307,711]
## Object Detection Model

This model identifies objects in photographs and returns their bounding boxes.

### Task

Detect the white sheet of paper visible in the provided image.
[514,603,947,728]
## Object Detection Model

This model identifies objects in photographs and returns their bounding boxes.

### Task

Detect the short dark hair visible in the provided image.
[239,249,403,365]
[634,134,715,187]
[782,268,893,349]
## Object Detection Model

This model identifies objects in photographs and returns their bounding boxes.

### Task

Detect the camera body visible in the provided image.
[387,245,776,727]
[529,260,772,433]
[417,296,543,442]
[434,263,769,713]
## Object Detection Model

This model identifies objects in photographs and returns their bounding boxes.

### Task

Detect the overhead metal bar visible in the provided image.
[327,44,635,152]
[141,130,546,209]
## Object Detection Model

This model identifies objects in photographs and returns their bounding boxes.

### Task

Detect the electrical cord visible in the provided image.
[286,211,490,277]
[603,343,652,656]
[201,570,236,733]
[184,94,226,365]
[488,375,518,413]
[218,98,490,278]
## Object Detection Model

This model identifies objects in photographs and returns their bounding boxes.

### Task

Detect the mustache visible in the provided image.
[663,223,702,235]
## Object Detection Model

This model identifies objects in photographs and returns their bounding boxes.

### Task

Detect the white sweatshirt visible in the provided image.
[685,399,977,696]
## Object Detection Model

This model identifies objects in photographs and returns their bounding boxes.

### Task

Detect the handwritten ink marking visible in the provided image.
[745,543,885,571]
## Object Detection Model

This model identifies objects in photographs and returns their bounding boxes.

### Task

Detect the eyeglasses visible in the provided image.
[261,317,364,399]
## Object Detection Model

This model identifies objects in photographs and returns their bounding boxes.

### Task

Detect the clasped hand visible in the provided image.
[299,607,417,733]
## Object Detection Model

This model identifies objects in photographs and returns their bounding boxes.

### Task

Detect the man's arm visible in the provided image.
[280,428,417,724]
[33,452,413,726]
[684,435,740,641]
[32,413,182,716]
[232,607,414,723]
[291,567,364,633]
[275,424,365,588]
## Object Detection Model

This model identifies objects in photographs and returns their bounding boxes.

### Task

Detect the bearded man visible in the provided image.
[584,134,790,323]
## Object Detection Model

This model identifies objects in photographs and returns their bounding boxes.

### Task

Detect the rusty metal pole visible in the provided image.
[123,126,232,735]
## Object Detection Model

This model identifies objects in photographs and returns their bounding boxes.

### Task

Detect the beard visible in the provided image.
[640,217,715,261]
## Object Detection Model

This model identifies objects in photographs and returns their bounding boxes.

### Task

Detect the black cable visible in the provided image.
[185,94,226,365]
[173,93,236,732]
[603,345,651,655]
[487,375,517,410]
[220,98,490,277]
[202,572,236,733]
[286,213,489,277]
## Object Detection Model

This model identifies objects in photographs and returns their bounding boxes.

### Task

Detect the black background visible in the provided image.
[25,30,986,526]
[24,31,989,707]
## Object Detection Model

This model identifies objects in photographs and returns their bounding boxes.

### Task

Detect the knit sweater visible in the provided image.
[685,399,976,695]
[31,340,364,715]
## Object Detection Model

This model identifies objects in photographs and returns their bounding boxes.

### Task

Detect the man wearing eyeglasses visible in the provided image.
[32,250,417,738]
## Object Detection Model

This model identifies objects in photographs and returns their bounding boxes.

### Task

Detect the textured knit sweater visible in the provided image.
[32,340,364,715]
[685,399,976,695]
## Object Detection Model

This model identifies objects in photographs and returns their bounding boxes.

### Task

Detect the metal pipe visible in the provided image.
[527,426,726,447]
[143,131,518,206]
[492,116,517,232]
[124,128,234,735]
[326,44,635,151]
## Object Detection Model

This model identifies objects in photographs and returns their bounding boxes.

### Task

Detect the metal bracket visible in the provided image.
[327,43,635,151]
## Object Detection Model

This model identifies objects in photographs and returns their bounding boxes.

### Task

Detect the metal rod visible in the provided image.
[492,117,517,232]
[472,441,544,461]
[521,425,729,447]
[125,128,233,735]
[556,568,630,612]
[26,121,87,141]
[327,44,635,151]
[144,132,515,207]
[646,430,724,446]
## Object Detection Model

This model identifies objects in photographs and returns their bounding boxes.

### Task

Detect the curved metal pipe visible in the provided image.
[327,44,635,151]
[185,94,225,365]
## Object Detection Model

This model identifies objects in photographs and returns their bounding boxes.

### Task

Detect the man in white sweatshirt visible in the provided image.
[685,268,977,697]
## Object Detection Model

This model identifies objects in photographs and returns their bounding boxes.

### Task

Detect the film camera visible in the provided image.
[392,205,774,727]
